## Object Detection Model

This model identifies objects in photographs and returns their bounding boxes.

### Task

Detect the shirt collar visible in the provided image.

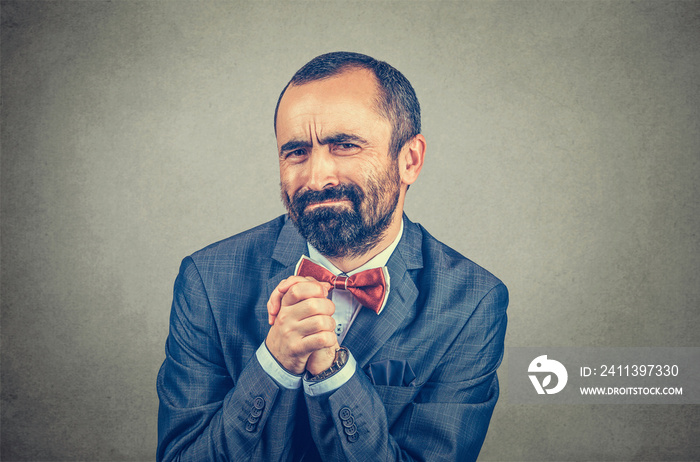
[307,218,404,276]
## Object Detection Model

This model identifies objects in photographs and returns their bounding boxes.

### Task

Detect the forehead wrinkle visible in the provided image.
[310,118,320,146]
[277,75,390,150]
[278,116,315,151]
[286,113,320,145]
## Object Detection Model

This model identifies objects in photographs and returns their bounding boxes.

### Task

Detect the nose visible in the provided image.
[306,147,339,191]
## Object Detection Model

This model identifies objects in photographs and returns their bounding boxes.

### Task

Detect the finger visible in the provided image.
[268,276,329,325]
[280,280,332,307]
[300,330,338,353]
[275,298,335,326]
[268,276,307,317]
[294,314,337,337]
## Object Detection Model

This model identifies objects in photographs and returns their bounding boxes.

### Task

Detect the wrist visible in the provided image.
[264,337,305,375]
[256,342,302,389]
[306,348,336,375]
[306,347,349,382]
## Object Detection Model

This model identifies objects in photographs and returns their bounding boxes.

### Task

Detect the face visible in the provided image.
[276,68,402,259]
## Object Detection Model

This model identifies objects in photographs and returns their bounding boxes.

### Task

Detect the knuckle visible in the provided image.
[322,331,336,347]
[309,332,325,349]
[316,335,331,350]
[300,336,316,352]
[308,298,329,312]
[308,298,323,312]
[307,335,325,351]
[320,316,333,332]
[287,284,300,298]
[309,316,322,332]
[276,309,289,324]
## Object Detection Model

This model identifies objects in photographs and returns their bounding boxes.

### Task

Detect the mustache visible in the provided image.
[291,184,363,211]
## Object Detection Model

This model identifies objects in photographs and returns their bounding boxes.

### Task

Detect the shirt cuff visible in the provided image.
[303,351,357,396]
[256,342,302,389]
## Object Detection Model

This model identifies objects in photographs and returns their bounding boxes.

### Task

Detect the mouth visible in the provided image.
[306,199,352,210]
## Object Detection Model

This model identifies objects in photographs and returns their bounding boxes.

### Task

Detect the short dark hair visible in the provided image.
[274,51,421,158]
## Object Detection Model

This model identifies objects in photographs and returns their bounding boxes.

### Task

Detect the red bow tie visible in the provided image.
[295,256,389,314]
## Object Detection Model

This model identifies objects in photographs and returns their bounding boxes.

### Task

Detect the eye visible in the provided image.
[282,149,307,160]
[333,143,360,154]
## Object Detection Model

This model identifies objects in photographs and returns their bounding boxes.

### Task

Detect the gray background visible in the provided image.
[1,1,698,460]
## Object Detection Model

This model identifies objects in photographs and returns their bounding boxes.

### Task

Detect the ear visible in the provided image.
[399,134,426,187]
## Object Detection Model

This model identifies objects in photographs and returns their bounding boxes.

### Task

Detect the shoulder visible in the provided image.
[189,215,286,263]
[409,218,508,313]
[420,223,503,287]
[175,215,288,287]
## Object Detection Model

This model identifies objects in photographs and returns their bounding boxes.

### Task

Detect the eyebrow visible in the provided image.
[319,133,368,146]
[279,133,369,155]
[279,139,312,154]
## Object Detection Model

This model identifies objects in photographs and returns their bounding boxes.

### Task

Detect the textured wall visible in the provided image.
[1,1,698,460]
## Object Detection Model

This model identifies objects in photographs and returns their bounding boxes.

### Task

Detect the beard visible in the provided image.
[282,165,401,259]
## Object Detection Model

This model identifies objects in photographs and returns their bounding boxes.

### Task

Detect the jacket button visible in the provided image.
[250,406,263,418]
[253,396,265,410]
[245,421,257,433]
[247,413,260,425]
[341,415,354,427]
[339,407,352,420]
[347,432,359,443]
[344,423,357,436]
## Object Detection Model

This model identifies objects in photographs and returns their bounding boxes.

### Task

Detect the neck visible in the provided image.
[325,210,403,273]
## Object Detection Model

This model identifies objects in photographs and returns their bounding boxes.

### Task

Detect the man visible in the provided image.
[157,51,508,461]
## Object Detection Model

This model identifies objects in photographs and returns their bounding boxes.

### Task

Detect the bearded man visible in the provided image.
[157,52,508,462]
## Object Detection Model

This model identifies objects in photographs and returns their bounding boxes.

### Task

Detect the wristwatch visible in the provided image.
[306,347,349,382]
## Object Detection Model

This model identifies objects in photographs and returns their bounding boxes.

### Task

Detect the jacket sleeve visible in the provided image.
[303,282,508,461]
[156,257,301,461]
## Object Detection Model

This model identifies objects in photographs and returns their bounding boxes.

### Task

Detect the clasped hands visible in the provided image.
[266,276,340,376]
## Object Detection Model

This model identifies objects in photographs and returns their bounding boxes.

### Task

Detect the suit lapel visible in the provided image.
[342,216,423,368]
[271,216,309,267]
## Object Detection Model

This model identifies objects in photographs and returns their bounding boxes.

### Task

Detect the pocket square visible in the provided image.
[364,359,416,386]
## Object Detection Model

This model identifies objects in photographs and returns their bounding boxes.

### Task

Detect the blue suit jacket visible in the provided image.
[157,214,508,461]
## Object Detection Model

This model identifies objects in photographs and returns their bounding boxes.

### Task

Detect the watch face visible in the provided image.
[336,347,349,367]
[336,347,349,366]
